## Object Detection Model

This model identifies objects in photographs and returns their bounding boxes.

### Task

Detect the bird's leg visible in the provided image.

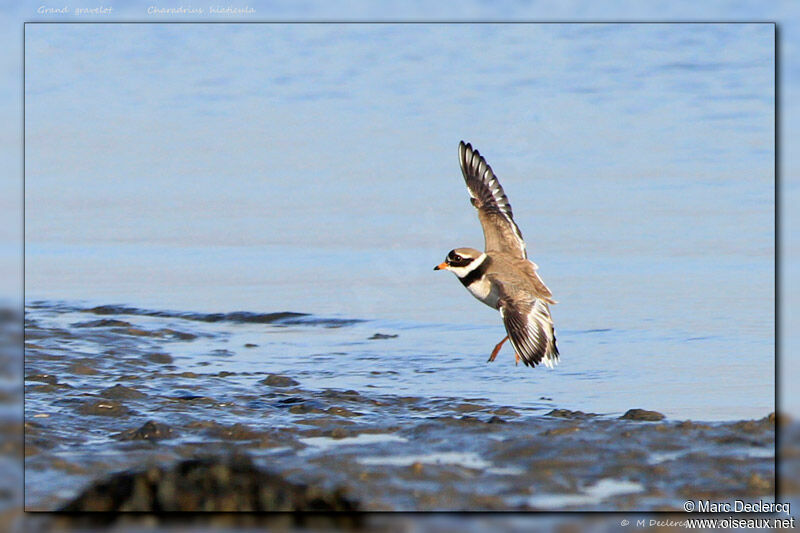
[487,335,509,363]
[515,352,520,366]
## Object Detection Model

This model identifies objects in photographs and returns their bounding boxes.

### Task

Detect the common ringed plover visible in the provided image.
[434,141,559,368]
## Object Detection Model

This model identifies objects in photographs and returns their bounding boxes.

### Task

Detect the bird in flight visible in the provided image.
[434,141,559,368]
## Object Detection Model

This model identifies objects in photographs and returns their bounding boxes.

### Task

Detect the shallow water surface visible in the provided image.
[24,23,774,422]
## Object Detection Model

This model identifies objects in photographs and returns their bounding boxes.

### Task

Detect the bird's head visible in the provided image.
[434,247,485,277]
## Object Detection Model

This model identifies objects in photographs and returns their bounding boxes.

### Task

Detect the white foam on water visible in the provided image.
[741,447,774,459]
[357,451,491,469]
[486,466,526,476]
[299,433,407,451]
[647,450,685,464]
[527,478,644,510]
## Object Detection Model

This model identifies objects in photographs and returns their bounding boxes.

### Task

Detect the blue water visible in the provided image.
[24,23,774,421]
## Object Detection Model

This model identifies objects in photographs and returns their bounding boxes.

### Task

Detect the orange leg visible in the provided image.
[515,352,520,366]
[487,335,509,363]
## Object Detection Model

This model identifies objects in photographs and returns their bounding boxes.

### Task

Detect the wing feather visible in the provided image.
[459,141,527,259]
[499,296,559,368]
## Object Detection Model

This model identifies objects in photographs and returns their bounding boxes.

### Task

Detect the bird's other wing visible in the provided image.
[459,141,527,259]
[497,292,559,368]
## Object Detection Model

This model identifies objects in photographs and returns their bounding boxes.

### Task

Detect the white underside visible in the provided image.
[466,276,501,309]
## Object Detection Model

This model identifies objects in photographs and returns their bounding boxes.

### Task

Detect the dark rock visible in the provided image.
[542,426,581,436]
[51,457,88,475]
[206,423,264,441]
[676,420,709,430]
[116,420,175,441]
[546,409,598,419]
[260,374,299,387]
[326,406,361,417]
[729,420,769,434]
[83,305,127,315]
[746,473,772,493]
[59,455,359,511]
[146,352,173,364]
[766,412,791,427]
[301,427,354,439]
[25,373,58,384]
[72,319,133,328]
[26,383,73,393]
[67,362,99,375]
[289,404,322,415]
[100,384,147,400]
[330,427,352,439]
[487,416,507,424]
[368,333,398,340]
[491,407,520,417]
[25,444,42,457]
[162,329,197,340]
[714,435,765,447]
[321,389,361,400]
[185,420,219,430]
[78,400,130,417]
[620,409,665,421]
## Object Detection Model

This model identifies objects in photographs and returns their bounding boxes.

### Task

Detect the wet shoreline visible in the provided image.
[24,301,776,511]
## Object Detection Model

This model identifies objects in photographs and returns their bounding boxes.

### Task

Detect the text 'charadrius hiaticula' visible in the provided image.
[435,141,559,368]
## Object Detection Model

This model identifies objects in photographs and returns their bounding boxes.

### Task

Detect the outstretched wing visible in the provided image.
[459,141,527,259]
[498,295,559,368]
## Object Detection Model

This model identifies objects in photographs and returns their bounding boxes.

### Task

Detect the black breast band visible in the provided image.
[459,257,490,287]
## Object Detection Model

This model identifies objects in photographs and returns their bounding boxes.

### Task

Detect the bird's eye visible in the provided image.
[453,255,462,262]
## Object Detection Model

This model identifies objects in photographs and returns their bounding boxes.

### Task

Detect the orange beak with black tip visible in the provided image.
[434,262,448,271]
